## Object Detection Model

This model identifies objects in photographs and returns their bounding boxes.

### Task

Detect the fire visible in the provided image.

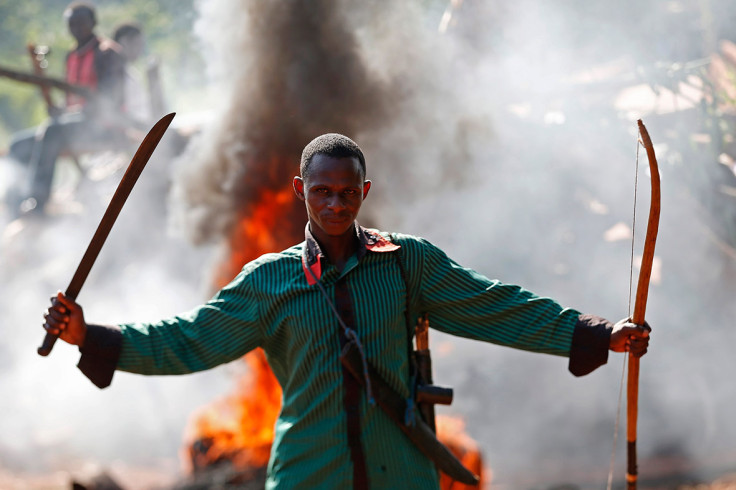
[184,349,281,472]
[437,415,489,489]
[184,180,300,474]
[214,183,304,288]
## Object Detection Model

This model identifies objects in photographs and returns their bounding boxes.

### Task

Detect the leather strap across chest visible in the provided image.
[334,275,369,490]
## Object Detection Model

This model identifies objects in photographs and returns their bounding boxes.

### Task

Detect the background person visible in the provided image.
[7,2,131,215]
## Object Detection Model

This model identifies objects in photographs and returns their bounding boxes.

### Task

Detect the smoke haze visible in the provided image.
[171,0,394,248]
[2,0,736,487]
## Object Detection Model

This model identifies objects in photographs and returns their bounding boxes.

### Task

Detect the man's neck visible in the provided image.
[313,226,358,273]
[75,34,96,51]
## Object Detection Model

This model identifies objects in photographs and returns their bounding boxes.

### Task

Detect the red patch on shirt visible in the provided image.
[364,229,400,253]
[302,254,323,285]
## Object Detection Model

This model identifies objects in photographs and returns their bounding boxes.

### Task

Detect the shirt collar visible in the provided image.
[301,222,400,285]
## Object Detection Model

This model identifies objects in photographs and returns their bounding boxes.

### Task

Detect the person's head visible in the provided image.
[299,133,366,181]
[113,22,144,62]
[294,134,371,239]
[64,2,96,44]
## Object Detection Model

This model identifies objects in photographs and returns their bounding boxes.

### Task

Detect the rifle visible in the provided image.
[341,338,479,485]
[413,314,453,433]
[0,63,91,98]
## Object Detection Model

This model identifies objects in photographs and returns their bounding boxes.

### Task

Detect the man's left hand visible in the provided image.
[610,318,651,357]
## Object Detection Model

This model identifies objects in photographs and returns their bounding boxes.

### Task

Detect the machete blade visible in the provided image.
[38,112,176,356]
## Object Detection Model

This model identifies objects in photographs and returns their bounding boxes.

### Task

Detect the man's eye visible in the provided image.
[344,189,357,195]
[315,188,329,194]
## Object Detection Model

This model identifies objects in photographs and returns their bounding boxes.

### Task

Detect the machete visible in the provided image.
[38,112,176,356]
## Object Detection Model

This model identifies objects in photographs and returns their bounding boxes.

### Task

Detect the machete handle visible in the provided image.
[38,292,71,356]
[38,332,58,356]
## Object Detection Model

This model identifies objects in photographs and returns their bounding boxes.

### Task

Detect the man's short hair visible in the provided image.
[65,2,97,24]
[113,22,142,42]
[300,133,366,179]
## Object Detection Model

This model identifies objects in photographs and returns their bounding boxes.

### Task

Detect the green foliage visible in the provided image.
[0,0,205,147]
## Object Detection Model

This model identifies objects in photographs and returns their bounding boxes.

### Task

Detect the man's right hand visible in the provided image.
[44,291,87,346]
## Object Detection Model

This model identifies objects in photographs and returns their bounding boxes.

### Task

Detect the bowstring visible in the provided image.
[606,130,641,490]
[629,136,641,322]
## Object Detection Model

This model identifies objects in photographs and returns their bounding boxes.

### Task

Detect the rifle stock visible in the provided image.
[340,340,479,485]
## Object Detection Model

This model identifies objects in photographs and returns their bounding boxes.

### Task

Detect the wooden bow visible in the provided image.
[626,120,660,489]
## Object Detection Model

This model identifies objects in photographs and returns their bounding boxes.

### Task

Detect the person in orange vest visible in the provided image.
[7,2,133,216]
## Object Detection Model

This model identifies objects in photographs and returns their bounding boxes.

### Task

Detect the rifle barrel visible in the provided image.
[0,64,90,97]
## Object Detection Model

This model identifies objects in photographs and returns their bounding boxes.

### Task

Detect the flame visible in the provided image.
[184,349,281,472]
[437,415,489,489]
[214,183,304,288]
[184,180,300,473]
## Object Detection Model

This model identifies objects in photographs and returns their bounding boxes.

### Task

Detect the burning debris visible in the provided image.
[436,416,487,490]
[183,350,280,479]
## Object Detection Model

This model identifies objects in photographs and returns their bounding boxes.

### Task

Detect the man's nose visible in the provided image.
[326,194,344,210]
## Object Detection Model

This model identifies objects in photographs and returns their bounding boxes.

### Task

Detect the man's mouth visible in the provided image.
[324,215,350,224]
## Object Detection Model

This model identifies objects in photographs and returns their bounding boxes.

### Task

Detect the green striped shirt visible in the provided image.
[113,227,581,489]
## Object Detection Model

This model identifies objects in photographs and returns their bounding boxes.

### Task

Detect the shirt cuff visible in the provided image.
[568,314,612,376]
[77,324,123,388]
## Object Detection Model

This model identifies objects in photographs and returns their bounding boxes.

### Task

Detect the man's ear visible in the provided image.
[293,176,305,201]
[362,180,371,200]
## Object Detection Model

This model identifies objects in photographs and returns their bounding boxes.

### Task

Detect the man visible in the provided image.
[44,133,651,489]
[113,22,168,126]
[112,21,186,168]
[113,22,150,126]
[7,2,129,215]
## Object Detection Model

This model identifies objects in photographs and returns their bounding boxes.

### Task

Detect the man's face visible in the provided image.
[119,34,144,62]
[293,154,371,239]
[66,9,95,44]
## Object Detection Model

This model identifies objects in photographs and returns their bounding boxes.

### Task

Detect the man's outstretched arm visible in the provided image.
[395,235,651,375]
[43,271,266,388]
